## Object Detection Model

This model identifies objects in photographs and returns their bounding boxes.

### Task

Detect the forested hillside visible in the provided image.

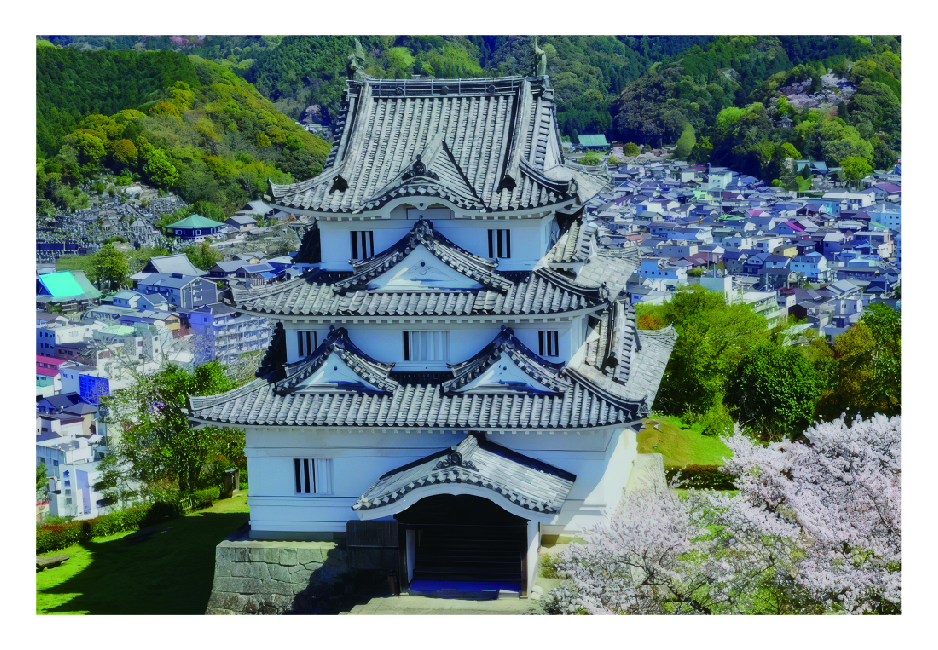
[37,34,901,213]
[36,44,330,214]
[46,35,715,140]
[611,35,901,184]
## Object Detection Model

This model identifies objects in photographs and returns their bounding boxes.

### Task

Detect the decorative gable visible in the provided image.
[275,326,397,395]
[293,351,384,393]
[444,326,569,395]
[367,244,483,292]
[452,350,554,394]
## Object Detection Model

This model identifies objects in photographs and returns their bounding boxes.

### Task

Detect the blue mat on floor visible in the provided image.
[408,579,520,593]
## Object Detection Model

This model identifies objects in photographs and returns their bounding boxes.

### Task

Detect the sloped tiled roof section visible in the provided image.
[576,299,676,408]
[352,433,575,516]
[187,328,647,430]
[268,76,607,214]
[333,219,512,292]
[230,267,604,318]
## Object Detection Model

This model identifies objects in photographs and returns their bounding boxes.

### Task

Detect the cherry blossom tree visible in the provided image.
[545,415,900,615]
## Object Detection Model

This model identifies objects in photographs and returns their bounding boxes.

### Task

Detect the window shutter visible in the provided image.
[314,459,333,494]
[403,331,410,360]
[350,231,358,259]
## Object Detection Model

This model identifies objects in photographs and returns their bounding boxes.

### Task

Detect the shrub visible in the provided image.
[665,464,736,490]
[539,552,565,579]
[37,487,221,553]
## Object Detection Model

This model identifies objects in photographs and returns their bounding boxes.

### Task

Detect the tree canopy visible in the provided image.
[99,362,244,500]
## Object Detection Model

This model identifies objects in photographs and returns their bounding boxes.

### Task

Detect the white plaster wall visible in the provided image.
[317,215,554,272]
[281,322,581,367]
[244,426,635,536]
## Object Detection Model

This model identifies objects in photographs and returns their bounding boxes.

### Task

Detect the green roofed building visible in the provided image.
[165,214,222,241]
[577,134,610,149]
[36,271,102,312]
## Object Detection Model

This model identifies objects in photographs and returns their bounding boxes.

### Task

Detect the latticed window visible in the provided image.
[296,330,318,357]
[488,229,511,258]
[538,330,560,357]
[403,331,448,362]
[293,458,333,495]
[351,231,375,260]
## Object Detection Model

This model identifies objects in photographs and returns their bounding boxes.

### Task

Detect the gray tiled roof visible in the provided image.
[267,76,607,214]
[576,300,677,405]
[352,434,575,515]
[229,266,604,318]
[143,254,204,276]
[187,328,649,430]
[575,247,640,297]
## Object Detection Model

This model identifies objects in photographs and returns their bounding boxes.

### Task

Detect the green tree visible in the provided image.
[727,342,822,440]
[839,156,873,189]
[579,152,602,165]
[386,47,415,78]
[637,285,768,421]
[91,243,130,292]
[183,241,221,271]
[37,463,49,501]
[99,362,244,497]
[144,148,180,187]
[688,135,712,163]
[674,125,696,160]
[623,142,640,157]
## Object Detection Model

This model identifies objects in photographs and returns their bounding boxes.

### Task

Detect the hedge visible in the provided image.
[665,464,738,491]
[37,486,222,554]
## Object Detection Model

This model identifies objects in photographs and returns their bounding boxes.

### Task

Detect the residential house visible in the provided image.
[188,302,272,367]
[225,214,258,232]
[36,271,102,312]
[791,252,832,282]
[164,214,223,241]
[137,273,219,310]
[138,253,204,277]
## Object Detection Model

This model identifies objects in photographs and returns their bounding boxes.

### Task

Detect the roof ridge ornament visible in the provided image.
[435,446,478,471]
[402,154,439,181]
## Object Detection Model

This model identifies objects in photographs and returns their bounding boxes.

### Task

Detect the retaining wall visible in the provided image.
[205,528,352,614]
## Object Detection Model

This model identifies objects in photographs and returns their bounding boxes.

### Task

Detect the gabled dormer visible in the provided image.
[444,326,568,395]
[334,219,514,293]
[275,326,397,395]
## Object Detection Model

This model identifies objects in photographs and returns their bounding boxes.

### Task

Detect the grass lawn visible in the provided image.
[37,492,249,615]
[637,416,732,470]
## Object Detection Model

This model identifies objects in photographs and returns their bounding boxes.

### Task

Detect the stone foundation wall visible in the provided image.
[206,528,352,614]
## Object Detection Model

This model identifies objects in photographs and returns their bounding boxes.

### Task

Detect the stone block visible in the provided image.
[264,547,282,563]
[279,548,297,566]
[213,557,232,578]
[256,579,295,597]
[268,563,292,582]
[302,561,324,573]
[290,568,313,585]
[231,562,270,579]
[212,577,258,594]
[227,547,251,562]
[296,548,323,565]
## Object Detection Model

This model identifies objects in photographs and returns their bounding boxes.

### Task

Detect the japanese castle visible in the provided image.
[188,72,675,596]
